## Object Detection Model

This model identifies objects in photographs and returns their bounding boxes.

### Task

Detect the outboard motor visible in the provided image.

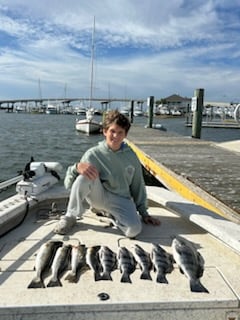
[16,162,63,196]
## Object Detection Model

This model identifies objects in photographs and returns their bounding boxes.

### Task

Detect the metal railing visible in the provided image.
[0,175,23,192]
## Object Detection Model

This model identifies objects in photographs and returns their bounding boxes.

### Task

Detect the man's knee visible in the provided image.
[125,221,142,238]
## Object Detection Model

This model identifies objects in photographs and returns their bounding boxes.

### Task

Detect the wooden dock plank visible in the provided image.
[127,125,240,222]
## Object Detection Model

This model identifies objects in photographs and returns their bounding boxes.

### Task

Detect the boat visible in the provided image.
[119,106,130,116]
[186,103,240,128]
[75,17,101,134]
[133,107,144,117]
[234,103,240,123]
[75,108,102,134]
[171,109,182,116]
[75,107,87,115]
[1,159,240,319]
[144,123,167,131]
[74,102,87,115]
[46,104,58,114]
[93,108,102,115]
[15,105,26,113]
[30,107,41,114]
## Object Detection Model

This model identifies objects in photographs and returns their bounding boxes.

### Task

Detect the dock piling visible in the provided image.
[129,100,134,123]
[192,88,204,139]
[147,96,154,128]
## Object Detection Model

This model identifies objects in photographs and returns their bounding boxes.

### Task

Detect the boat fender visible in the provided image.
[153,123,167,131]
[144,124,167,131]
[31,162,63,173]
[30,162,47,178]
[23,162,62,181]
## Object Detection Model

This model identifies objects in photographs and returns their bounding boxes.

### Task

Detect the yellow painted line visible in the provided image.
[126,140,225,217]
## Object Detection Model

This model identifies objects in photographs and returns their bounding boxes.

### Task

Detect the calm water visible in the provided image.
[0,111,239,183]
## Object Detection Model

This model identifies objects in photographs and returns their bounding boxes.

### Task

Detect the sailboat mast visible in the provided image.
[89,16,95,108]
[38,78,42,100]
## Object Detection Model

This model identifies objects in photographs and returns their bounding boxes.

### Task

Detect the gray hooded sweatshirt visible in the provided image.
[64,140,149,217]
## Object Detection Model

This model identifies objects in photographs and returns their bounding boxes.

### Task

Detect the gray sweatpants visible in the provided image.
[65,175,142,238]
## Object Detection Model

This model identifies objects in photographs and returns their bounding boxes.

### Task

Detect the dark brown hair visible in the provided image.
[102,110,131,133]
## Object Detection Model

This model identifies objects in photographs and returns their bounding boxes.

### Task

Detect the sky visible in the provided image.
[0,0,240,104]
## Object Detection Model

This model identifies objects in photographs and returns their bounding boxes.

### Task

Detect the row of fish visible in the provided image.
[27,236,209,293]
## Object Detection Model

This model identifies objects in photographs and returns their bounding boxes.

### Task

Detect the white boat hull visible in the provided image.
[119,108,129,116]
[75,119,102,134]
[46,104,58,114]
[46,110,57,114]
[133,110,144,116]
[1,179,240,319]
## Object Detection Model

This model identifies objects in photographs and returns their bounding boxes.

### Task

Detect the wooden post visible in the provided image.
[147,96,154,128]
[192,89,204,139]
[129,100,134,123]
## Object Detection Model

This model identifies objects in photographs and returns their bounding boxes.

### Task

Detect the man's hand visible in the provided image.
[76,162,99,180]
[142,215,161,226]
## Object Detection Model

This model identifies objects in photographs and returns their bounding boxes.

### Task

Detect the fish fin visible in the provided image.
[94,272,101,282]
[120,272,132,283]
[166,263,174,274]
[156,273,168,284]
[190,279,209,293]
[100,272,113,281]
[179,267,184,274]
[140,271,152,281]
[27,276,45,289]
[64,271,77,283]
[46,278,62,287]
[168,253,176,268]
[196,257,204,278]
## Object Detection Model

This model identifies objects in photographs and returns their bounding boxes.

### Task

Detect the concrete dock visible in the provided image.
[127,125,240,223]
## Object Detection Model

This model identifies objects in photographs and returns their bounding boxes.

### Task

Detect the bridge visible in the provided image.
[0,97,145,112]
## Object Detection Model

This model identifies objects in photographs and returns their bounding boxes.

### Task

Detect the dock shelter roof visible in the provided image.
[164,94,191,103]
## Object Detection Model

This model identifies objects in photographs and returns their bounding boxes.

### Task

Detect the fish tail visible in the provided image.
[65,271,77,283]
[27,276,45,289]
[94,272,101,282]
[156,273,168,284]
[140,271,152,281]
[120,272,132,283]
[46,278,62,287]
[100,272,112,281]
[190,279,209,293]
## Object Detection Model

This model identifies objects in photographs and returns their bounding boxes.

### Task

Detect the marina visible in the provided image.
[186,121,240,129]
[1,2,240,317]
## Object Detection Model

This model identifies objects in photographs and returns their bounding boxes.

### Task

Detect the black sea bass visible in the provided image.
[172,236,209,293]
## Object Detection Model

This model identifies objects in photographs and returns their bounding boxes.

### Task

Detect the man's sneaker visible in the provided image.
[90,207,111,218]
[53,216,76,235]
[90,207,117,228]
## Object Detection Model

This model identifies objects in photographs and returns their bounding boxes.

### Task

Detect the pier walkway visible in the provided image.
[127,126,240,223]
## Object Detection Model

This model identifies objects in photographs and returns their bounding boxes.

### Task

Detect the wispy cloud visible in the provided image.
[0,0,240,102]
